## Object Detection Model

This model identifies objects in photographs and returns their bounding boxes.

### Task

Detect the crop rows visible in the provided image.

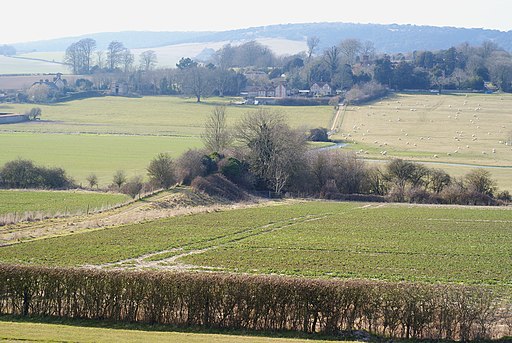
[0,202,510,287]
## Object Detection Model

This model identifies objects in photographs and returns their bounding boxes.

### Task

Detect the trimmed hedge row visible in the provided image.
[0,265,507,341]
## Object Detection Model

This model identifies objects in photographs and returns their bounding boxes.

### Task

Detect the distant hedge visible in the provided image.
[0,265,508,341]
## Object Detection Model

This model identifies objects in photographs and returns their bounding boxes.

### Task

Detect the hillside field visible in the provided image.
[1,201,510,287]
[0,190,129,216]
[339,93,512,166]
[0,55,66,74]
[338,92,512,190]
[2,37,307,74]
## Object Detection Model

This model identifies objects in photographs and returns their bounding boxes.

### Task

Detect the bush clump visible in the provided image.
[0,159,74,189]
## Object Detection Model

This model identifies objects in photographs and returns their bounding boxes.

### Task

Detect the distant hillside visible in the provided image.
[188,22,512,53]
[10,22,512,55]
[11,31,215,53]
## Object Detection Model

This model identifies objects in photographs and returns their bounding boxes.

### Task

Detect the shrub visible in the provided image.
[465,169,497,197]
[0,159,74,189]
[25,107,42,120]
[112,170,127,189]
[496,190,511,202]
[147,153,176,189]
[345,81,387,104]
[86,173,98,188]
[406,186,432,204]
[121,176,144,198]
[176,149,207,185]
[176,149,222,185]
[307,127,330,142]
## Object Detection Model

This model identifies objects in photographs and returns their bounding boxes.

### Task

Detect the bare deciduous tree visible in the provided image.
[112,170,127,189]
[139,50,158,71]
[323,46,341,79]
[86,173,98,188]
[147,153,176,189]
[339,38,362,65]
[122,49,134,73]
[202,105,231,153]
[237,109,307,193]
[307,36,320,62]
[107,41,125,71]
[181,65,213,102]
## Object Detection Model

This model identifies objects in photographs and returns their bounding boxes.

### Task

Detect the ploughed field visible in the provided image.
[1,201,510,287]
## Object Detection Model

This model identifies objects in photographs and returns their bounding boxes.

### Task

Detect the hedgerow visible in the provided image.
[0,265,507,341]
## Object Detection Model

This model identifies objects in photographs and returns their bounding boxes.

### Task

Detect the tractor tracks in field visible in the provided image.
[87,212,333,271]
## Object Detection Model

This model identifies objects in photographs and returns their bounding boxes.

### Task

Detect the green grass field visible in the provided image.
[0,190,129,216]
[1,201,510,286]
[0,318,337,343]
[0,96,334,135]
[0,96,334,185]
[0,132,203,185]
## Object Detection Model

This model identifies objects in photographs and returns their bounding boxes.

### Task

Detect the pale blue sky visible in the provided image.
[2,0,511,44]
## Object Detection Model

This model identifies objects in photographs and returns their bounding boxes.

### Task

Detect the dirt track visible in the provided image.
[0,187,269,247]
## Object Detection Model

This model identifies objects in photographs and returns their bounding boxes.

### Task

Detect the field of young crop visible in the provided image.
[1,201,510,286]
[0,190,129,216]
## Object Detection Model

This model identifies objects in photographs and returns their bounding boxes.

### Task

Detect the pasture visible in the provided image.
[339,93,512,189]
[0,96,333,135]
[0,190,129,216]
[0,96,334,185]
[339,93,512,166]
[1,201,510,286]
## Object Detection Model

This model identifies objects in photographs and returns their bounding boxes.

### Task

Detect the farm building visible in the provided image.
[109,82,129,96]
[310,82,333,96]
[0,112,29,124]
[241,83,288,98]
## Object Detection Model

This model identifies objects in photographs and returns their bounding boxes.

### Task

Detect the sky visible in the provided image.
[2,0,511,44]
